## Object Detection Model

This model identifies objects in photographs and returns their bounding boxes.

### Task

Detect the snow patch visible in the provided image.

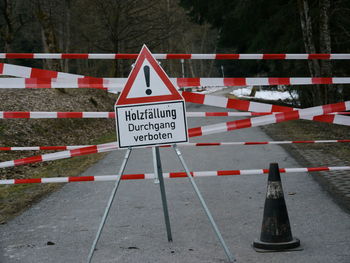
[190,86,225,94]
[230,86,298,101]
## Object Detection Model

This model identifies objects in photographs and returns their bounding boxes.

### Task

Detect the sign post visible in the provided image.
[152,146,172,242]
[88,45,235,263]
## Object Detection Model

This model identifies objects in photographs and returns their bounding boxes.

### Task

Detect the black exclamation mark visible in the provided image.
[144,65,152,95]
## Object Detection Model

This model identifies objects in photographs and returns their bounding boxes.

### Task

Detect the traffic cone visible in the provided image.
[253,163,300,251]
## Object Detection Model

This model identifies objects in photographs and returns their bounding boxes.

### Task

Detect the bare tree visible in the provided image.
[297,0,322,105]
[0,0,24,53]
[33,0,62,71]
[319,0,332,103]
[78,0,165,76]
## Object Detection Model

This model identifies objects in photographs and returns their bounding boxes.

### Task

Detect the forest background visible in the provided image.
[2,0,350,106]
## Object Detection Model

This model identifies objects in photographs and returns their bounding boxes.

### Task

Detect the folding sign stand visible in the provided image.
[87,145,235,263]
[87,148,132,263]
[152,146,173,242]
[172,144,235,262]
[87,45,235,262]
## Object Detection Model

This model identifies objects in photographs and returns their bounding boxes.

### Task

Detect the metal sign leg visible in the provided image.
[87,148,132,263]
[172,144,236,262]
[152,146,173,242]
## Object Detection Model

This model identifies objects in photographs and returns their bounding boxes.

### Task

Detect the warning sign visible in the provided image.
[115,45,188,148]
[116,101,187,148]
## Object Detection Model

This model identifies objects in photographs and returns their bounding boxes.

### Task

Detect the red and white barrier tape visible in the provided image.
[0,111,114,119]
[188,111,278,117]
[0,145,91,151]
[0,62,349,88]
[0,77,123,90]
[0,104,347,169]
[0,142,118,169]
[2,64,347,126]
[0,101,348,169]
[0,111,263,119]
[1,165,349,185]
[1,82,344,131]
[176,77,350,87]
[0,63,84,79]
[2,77,350,89]
[0,97,349,169]
[1,139,349,151]
[0,111,349,119]
[1,53,350,60]
[187,101,350,137]
[185,111,350,117]
[182,91,295,112]
[181,91,350,126]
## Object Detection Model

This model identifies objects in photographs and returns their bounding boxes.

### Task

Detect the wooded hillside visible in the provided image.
[2,0,349,106]
[0,0,218,77]
[180,0,350,106]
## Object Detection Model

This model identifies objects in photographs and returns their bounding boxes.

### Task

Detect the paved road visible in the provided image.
[1,101,350,263]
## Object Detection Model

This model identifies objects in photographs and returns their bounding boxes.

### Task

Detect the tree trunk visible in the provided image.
[2,0,15,55]
[36,4,62,72]
[297,0,321,106]
[199,24,208,76]
[113,41,119,77]
[182,36,195,77]
[319,0,332,103]
[64,0,71,72]
[166,0,173,74]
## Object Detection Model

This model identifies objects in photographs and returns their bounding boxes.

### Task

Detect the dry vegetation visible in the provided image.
[0,89,117,223]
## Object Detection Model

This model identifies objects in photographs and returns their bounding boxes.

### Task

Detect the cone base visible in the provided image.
[253,237,300,251]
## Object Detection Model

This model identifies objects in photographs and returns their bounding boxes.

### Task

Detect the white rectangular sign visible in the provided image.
[115,101,188,148]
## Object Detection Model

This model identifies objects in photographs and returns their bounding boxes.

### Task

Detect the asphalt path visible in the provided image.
[1,101,350,263]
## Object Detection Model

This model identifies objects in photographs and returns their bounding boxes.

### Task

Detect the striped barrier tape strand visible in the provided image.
[0,63,84,79]
[0,99,348,169]
[1,77,350,88]
[175,77,350,87]
[1,165,349,185]
[0,111,349,119]
[0,78,124,90]
[0,82,347,133]
[0,104,348,169]
[0,145,92,151]
[0,100,349,169]
[181,91,296,112]
[187,101,350,137]
[1,53,350,60]
[0,111,114,119]
[1,64,345,126]
[183,111,350,117]
[1,139,350,151]
[181,91,350,126]
[0,142,118,169]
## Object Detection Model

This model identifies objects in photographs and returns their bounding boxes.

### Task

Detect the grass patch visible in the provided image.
[261,119,350,162]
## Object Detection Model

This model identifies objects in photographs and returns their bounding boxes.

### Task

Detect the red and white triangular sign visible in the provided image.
[116,45,183,105]
[115,45,188,148]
